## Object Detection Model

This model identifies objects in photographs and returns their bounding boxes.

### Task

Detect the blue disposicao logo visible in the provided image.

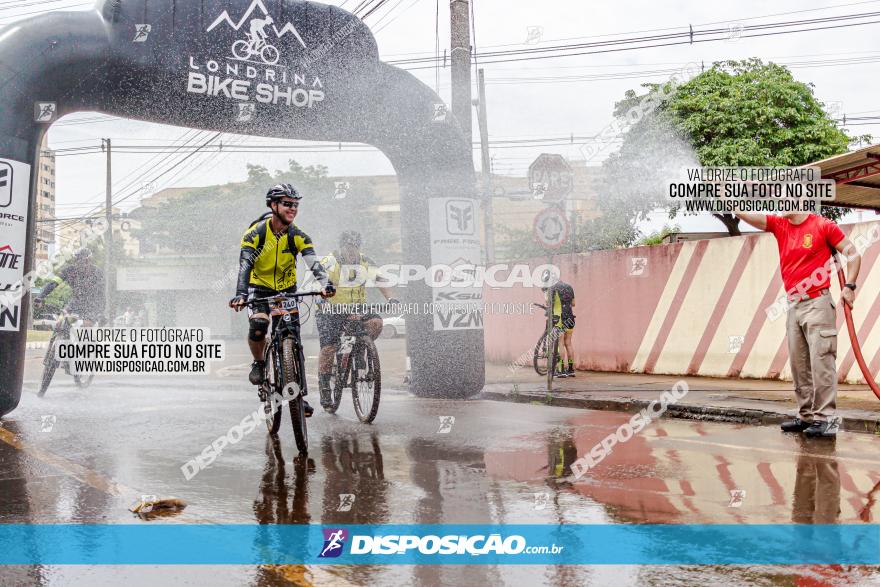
[319,528,348,558]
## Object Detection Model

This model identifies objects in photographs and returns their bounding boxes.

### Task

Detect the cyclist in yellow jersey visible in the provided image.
[229,183,335,417]
[316,230,398,408]
[541,269,576,378]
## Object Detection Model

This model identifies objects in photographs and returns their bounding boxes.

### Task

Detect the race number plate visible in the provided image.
[270,298,299,317]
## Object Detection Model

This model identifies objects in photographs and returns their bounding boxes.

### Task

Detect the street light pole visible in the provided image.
[102,138,113,323]
[474,68,494,263]
[449,0,472,138]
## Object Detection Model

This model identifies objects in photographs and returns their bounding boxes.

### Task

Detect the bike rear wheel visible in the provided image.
[282,337,308,454]
[231,39,250,60]
[38,332,60,397]
[351,338,381,424]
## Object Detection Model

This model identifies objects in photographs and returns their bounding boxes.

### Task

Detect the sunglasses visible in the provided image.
[278,200,299,209]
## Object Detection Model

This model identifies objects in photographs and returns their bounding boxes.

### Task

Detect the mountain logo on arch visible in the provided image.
[208,0,307,66]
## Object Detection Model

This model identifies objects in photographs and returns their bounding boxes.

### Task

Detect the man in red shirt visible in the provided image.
[736,212,861,438]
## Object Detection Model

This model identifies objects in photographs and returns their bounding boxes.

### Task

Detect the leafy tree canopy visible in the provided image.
[603,59,857,239]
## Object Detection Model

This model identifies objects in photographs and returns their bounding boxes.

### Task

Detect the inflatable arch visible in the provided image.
[0,0,484,416]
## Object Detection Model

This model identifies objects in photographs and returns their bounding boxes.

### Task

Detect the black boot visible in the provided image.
[780,418,811,433]
[249,360,265,385]
[804,419,838,438]
[302,399,314,418]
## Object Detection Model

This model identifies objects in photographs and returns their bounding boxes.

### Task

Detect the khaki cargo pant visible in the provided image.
[786,291,837,422]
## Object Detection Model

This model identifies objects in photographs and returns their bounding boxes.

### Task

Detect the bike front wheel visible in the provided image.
[324,358,345,414]
[73,373,94,388]
[533,332,550,376]
[351,338,381,424]
[38,333,60,397]
[261,45,280,65]
[281,337,308,454]
[263,346,282,435]
[546,331,559,391]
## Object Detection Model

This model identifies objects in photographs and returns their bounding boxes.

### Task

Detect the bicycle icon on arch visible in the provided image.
[232,32,280,65]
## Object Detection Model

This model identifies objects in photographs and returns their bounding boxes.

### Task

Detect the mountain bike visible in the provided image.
[248,291,323,455]
[531,298,560,391]
[322,314,382,423]
[38,309,97,397]
[232,33,280,65]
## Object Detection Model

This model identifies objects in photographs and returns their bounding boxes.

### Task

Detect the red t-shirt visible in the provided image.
[766,214,845,295]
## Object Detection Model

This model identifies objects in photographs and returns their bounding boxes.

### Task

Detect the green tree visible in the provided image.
[132,160,397,270]
[637,225,680,246]
[605,59,854,238]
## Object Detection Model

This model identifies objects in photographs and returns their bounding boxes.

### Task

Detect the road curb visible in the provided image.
[481,389,880,436]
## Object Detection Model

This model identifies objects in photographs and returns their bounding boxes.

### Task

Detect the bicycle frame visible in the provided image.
[254,294,310,403]
[335,316,369,375]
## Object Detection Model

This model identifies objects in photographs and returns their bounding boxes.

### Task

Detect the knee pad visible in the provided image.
[248,317,270,342]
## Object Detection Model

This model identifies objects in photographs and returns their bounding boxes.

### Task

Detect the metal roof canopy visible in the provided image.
[814,144,880,210]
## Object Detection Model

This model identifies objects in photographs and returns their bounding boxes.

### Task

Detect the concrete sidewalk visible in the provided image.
[482,364,880,435]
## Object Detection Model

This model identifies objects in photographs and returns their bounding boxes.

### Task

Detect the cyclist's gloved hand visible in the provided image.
[229,294,247,311]
[387,297,401,305]
[321,284,336,298]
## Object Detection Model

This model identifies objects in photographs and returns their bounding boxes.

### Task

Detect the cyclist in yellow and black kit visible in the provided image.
[541,271,576,378]
[316,230,398,408]
[229,183,335,417]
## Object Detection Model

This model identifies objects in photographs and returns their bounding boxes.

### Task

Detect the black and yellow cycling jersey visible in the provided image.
[321,251,382,305]
[549,281,576,331]
[237,218,320,292]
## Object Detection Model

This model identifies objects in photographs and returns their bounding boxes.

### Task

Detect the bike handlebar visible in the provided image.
[241,291,325,307]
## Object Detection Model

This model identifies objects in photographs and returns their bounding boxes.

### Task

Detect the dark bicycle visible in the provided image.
[39,309,97,397]
[531,299,560,391]
[322,314,381,423]
[247,291,322,455]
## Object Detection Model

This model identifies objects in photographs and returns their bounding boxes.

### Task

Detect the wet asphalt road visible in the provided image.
[1,340,880,585]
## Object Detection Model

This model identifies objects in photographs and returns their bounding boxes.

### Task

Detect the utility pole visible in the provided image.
[474,69,494,263]
[102,138,113,323]
[449,0,472,138]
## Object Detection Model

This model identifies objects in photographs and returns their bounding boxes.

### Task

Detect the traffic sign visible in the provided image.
[528,153,573,201]
[533,206,569,249]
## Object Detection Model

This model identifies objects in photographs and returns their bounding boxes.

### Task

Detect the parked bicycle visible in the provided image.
[38,309,97,397]
[532,298,560,390]
[322,314,382,423]
[248,291,323,455]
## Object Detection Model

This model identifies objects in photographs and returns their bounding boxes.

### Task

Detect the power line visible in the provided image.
[379,0,880,60]
[360,0,396,20]
[373,0,423,33]
[47,130,215,228]
[389,11,880,68]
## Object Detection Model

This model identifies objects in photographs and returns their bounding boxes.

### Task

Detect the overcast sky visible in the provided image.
[2,0,879,235]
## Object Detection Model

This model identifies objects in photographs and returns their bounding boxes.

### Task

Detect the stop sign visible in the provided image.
[528,154,573,201]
